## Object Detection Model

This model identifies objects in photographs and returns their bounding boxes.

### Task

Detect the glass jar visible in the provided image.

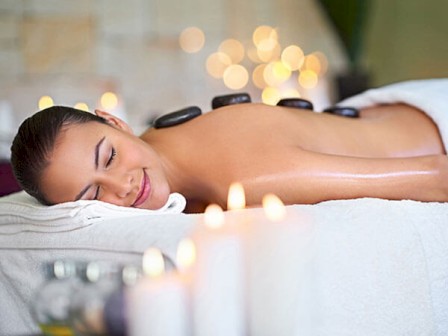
[69,261,124,336]
[32,260,83,336]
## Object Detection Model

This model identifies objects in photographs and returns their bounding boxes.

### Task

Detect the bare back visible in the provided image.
[141,103,446,210]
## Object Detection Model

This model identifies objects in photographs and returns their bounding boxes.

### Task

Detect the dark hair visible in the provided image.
[10,106,107,205]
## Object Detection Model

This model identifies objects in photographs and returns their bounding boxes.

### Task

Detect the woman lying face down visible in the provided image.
[10,101,448,213]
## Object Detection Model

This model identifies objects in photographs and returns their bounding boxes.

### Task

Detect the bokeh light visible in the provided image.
[263,62,288,87]
[247,46,262,63]
[262,87,281,105]
[257,40,281,63]
[252,64,267,89]
[218,39,245,64]
[281,45,305,71]
[38,95,54,110]
[206,52,232,79]
[298,70,318,89]
[179,26,205,53]
[74,102,89,112]
[302,54,321,75]
[100,92,118,110]
[253,25,278,47]
[273,61,291,82]
[223,64,249,90]
[281,88,301,98]
[314,51,328,76]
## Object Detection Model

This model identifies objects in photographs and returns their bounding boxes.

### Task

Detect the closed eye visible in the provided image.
[106,147,116,167]
[93,186,100,200]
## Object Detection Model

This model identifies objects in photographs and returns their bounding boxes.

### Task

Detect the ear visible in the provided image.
[95,109,133,134]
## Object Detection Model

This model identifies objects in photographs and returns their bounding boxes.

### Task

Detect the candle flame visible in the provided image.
[262,193,286,222]
[142,247,165,277]
[176,238,196,271]
[204,204,225,229]
[227,182,246,210]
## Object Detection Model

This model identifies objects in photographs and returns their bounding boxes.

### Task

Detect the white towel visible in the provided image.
[0,191,186,234]
[339,78,448,149]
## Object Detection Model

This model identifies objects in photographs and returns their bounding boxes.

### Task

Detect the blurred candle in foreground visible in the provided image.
[127,247,190,336]
[192,203,246,336]
[248,194,315,336]
[227,182,246,211]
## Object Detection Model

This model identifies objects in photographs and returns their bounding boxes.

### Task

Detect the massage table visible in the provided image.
[1,78,447,335]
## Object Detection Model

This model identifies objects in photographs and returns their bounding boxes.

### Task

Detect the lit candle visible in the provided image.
[126,247,190,336]
[247,194,315,336]
[191,202,246,336]
[227,182,246,211]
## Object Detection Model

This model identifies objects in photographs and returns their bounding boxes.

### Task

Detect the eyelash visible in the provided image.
[106,147,116,167]
[93,147,116,200]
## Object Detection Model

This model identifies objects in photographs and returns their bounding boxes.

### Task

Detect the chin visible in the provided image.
[143,191,170,210]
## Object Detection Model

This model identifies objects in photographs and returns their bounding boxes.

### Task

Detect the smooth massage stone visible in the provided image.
[153,106,202,129]
[323,106,360,118]
[211,93,251,109]
[277,98,314,110]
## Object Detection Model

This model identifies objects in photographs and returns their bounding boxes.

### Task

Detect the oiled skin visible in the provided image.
[140,103,447,212]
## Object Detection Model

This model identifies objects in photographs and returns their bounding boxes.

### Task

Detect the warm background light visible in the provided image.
[298,70,318,89]
[206,52,232,79]
[247,46,262,63]
[204,204,225,229]
[257,41,281,63]
[262,63,277,87]
[223,64,249,90]
[302,54,322,76]
[199,23,330,101]
[227,182,246,210]
[281,88,301,99]
[314,51,329,76]
[179,27,205,53]
[142,247,165,277]
[252,64,267,89]
[261,87,281,105]
[100,91,118,110]
[252,25,278,48]
[74,102,89,111]
[281,45,305,71]
[218,39,245,64]
[262,193,287,222]
[38,95,54,110]
[272,61,291,82]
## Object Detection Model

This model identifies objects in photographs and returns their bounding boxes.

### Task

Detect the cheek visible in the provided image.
[124,142,158,168]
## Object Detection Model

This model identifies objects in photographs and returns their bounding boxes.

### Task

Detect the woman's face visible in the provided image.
[40,117,171,210]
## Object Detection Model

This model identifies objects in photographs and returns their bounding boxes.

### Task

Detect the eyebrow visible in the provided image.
[75,136,106,201]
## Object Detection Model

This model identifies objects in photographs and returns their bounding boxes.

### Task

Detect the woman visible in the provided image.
[10,95,448,213]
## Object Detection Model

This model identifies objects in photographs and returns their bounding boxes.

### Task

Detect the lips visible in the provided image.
[132,170,151,207]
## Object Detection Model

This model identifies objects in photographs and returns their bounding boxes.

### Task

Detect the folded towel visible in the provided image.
[0,191,186,234]
[339,78,448,149]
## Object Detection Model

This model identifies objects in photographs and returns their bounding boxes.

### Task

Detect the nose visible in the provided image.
[101,170,134,199]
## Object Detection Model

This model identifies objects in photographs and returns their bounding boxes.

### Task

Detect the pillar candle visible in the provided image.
[247,194,316,336]
[191,203,247,336]
[126,248,190,336]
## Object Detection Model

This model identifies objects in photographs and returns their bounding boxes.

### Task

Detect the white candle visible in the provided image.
[126,248,190,336]
[191,203,246,336]
[247,194,315,336]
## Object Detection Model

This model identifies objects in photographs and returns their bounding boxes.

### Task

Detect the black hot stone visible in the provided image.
[323,106,360,118]
[153,106,202,129]
[211,93,251,109]
[277,98,314,110]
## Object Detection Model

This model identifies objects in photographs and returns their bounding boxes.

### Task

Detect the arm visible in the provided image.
[243,148,448,205]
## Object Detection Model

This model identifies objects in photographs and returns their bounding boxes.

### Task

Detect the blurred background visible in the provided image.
[0,0,447,157]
